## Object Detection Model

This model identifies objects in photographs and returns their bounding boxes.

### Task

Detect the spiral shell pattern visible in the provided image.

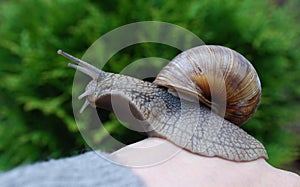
[153,45,261,126]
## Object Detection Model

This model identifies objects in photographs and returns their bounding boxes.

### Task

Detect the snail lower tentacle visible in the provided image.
[58,47,268,161]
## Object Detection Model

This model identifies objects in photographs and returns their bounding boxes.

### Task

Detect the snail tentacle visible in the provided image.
[78,89,94,100]
[79,99,90,113]
[58,50,106,79]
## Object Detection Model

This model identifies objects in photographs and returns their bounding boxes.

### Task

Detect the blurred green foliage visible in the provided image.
[0,0,299,172]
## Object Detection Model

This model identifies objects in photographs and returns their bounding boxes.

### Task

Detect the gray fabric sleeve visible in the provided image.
[0,151,146,187]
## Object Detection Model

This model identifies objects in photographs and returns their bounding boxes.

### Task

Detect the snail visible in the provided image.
[58,45,268,161]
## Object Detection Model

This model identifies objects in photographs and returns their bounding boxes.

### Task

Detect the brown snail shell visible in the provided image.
[153,45,261,126]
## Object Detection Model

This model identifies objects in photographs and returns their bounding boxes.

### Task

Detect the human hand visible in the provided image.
[112,138,300,187]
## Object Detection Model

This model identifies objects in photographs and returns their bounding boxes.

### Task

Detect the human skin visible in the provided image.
[112,138,300,187]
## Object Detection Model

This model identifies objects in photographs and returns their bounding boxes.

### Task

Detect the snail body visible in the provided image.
[58,45,268,161]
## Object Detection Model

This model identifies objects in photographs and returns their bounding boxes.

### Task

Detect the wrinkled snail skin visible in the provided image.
[57,46,268,161]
